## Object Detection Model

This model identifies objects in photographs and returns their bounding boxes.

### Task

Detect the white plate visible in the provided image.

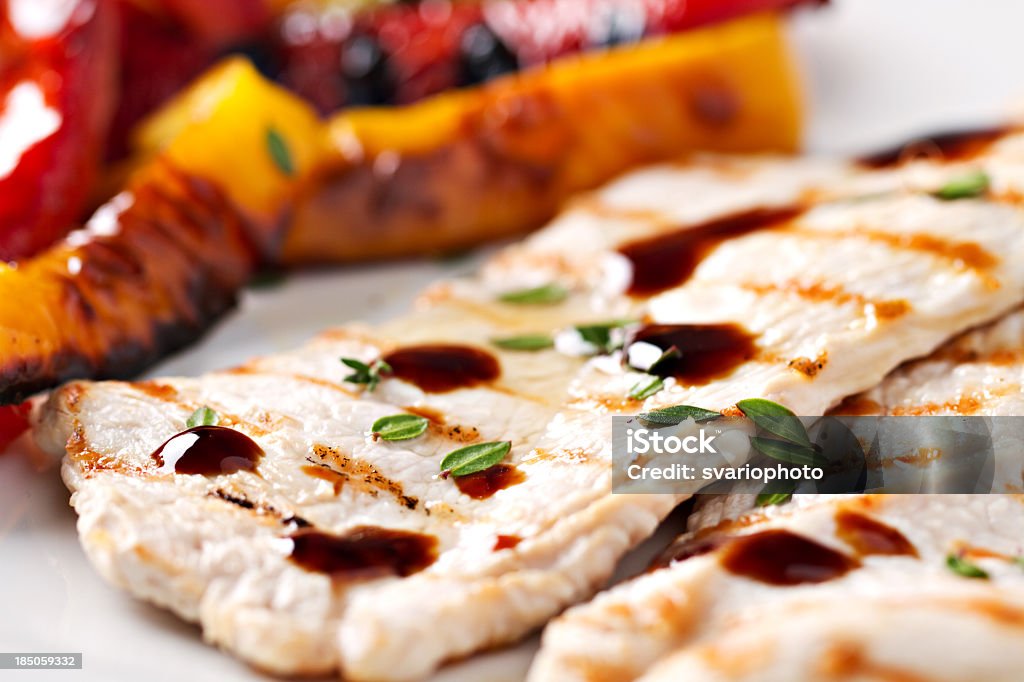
[5,1,1024,679]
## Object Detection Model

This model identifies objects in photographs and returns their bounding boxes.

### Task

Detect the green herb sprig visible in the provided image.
[341,357,392,392]
[637,404,721,426]
[498,284,568,305]
[440,441,511,477]
[266,127,295,177]
[737,399,824,469]
[736,399,812,447]
[491,334,554,351]
[371,414,429,441]
[934,170,989,200]
[628,376,664,401]
[574,319,636,354]
[946,554,989,579]
[755,491,793,507]
[186,406,219,428]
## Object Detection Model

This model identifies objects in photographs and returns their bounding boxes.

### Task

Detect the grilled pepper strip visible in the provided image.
[282,12,801,262]
[0,61,322,406]
[0,165,258,405]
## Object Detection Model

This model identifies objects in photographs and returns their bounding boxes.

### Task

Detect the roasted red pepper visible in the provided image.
[0,0,119,260]
[0,401,29,454]
[109,0,273,159]
[153,0,270,45]
[273,0,820,112]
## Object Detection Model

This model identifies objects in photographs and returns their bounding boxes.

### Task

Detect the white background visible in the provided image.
[4,1,1024,680]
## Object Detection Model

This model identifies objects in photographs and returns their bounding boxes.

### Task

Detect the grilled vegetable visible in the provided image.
[283,12,802,262]
[0,165,259,405]
[274,0,817,111]
[0,60,321,406]
[0,0,118,259]
[0,402,29,453]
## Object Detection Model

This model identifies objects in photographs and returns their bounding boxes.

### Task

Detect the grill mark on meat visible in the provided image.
[740,280,911,320]
[301,463,345,495]
[431,422,481,443]
[816,641,932,682]
[561,656,651,682]
[953,597,1024,628]
[785,226,999,273]
[927,345,1024,366]
[60,382,86,412]
[311,444,419,510]
[694,638,775,678]
[212,489,256,509]
[565,394,647,412]
[858,230,998,270]
[132,381,180,402]
[66,419,152,478]
[789,352,828,378]
[522,447,592,465]
[956,544,1015,562]
[403,405,446,424]
[223,366,360,398]
[888,386,1021,416]
[209,489,293,527]
[399,405,482,442]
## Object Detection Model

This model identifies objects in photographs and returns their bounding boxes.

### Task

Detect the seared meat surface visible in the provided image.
[35,129,1024,680]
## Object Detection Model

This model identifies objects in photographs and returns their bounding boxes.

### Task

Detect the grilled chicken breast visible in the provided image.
[531,493,1024,682]
[530,309,1024,682]
[35,128,1024,680]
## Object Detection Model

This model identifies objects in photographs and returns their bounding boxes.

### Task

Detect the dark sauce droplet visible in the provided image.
[835,509,917,558]
[493,534,522,551]
[383,344,500,393]
[619,207,803,297]
[720,529,860,585]
[630,323,757,385]
[288,526,438,578]
[152,426,263,476]
[858,126,1008,169]
[454,464,525,500]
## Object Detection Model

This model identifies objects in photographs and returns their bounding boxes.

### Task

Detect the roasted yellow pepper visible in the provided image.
[131,58,324,224]
[133,12,801,264]
[284,12,802,262]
